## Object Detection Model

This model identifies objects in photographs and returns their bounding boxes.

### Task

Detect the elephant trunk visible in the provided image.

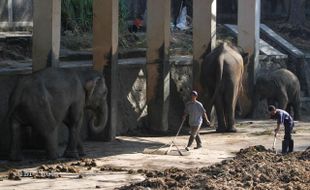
[89,101,108,134]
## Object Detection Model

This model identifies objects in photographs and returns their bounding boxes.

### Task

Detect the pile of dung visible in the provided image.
[118,145,310,190]
[39,164,80,173]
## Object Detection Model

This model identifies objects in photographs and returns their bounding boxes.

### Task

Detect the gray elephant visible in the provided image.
[8,68,108,160]
[200,43,247,132]
[252,68,300,120]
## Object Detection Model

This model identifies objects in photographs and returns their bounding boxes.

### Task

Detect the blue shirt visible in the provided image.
[184,100,206,126]
[275,109,293,127]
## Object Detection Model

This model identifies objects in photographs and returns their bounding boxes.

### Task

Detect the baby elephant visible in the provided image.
[8,68,109,161]
[253,68,301,120]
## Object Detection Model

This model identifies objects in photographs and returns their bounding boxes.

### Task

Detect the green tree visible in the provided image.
[61,0,93,32]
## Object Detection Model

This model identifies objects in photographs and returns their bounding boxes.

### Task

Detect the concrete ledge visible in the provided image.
[0,22,33,29]
[170,55,192,66]
[0,55,193,75]
[0,31,32,39]
[60,48,147,62]
[118,57,146,65]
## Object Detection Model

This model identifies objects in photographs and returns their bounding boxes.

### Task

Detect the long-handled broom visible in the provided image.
[166,119,185,155]
[272,132,278,153]
[143,119,187,156]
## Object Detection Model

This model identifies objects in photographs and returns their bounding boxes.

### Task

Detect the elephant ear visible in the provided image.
[85,77,101,99]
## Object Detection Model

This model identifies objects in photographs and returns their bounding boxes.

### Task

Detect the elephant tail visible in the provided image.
[209,58,224,107]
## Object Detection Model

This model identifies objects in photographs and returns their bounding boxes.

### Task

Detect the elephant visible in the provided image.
[7,67,108,160]
[200,43,247,132]
[251,68,300,120]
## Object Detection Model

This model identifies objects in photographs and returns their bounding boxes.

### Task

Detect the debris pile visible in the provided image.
[119,146,310,190]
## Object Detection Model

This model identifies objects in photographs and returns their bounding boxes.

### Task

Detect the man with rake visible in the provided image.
[183,90,210,151]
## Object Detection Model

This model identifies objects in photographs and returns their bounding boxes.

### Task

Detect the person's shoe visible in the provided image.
[194,145,202,149]
[185,147,190,151]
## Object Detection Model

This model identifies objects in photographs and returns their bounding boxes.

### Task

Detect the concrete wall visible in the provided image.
[117,59,192,134]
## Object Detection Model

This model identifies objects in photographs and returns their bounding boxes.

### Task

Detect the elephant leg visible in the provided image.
[277,91,288,110]
[77,138,86,157]
[43,128,58,160]
[225,100,237,133]
[224,84,237,133]
[64,126,79,158]
[64,104,84,158]
[30,104,59,160]
[204,93,215,125]
[286,103,292,115]
[293,101,300,120]
[215,95,226,132]
[10,119,23,161]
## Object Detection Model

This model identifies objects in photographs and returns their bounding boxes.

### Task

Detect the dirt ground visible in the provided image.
[0,119,309,190]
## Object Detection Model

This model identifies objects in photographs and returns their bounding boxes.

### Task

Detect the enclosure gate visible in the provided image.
[3,0,261,139]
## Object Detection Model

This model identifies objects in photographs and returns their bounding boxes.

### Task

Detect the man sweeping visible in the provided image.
[268,105,294,154]
[183,90,210,151]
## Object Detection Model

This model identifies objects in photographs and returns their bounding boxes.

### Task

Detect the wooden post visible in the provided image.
[193,0,217,94]
[93,0,118,141]
[146,0,171,132]
[32,0,61,71]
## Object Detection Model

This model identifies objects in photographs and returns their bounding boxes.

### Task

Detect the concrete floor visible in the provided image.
[0,119,309,189]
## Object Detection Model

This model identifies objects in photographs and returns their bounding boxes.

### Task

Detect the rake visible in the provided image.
[143,119,187,156]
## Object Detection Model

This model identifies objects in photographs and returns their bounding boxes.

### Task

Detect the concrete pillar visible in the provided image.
[32,0,61,71]
[238,0,261,88]
[193,0,217,94]
[93,0,118,141]
[8,0,13,24]
[146,0,170,132]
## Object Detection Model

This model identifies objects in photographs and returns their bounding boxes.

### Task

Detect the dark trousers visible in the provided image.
[283,122,294,153]
[284,122,294,140]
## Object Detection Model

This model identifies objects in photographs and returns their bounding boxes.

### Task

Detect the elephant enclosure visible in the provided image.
[0,119,309,189]
[0,7,310,189]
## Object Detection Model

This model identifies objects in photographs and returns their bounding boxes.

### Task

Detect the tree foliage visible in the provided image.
[119,0,129,33]
[61,0,93,32]
[61,0,129,33]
